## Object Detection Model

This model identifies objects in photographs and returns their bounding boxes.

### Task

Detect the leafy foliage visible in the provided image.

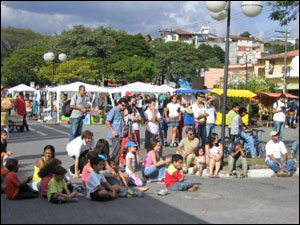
[268,1,299,26]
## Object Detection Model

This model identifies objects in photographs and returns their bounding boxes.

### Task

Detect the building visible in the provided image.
[255,50,299,95]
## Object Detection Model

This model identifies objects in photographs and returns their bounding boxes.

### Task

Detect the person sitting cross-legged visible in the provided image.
[266,131,296,177]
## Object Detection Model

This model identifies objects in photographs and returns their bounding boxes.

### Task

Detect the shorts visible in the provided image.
[90,189,110,201]
[169,118,179,127]
[49,194,60,204]
[162,118,169,131]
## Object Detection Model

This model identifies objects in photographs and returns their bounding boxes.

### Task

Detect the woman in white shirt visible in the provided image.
[165,95,185,147]
[206,133,223,178]
[66,130,96,179]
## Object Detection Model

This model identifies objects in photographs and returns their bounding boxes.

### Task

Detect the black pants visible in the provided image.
[20,115,29,132]
[15,184,39,200]
[70,150,89,174]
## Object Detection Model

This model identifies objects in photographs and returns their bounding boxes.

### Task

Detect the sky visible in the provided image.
[1,1,299,41]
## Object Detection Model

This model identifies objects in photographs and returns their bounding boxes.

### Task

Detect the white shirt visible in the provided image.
[66,136,96,158]
[206,104,216,124]
[192,103,206,123]
[126,152,136,175]
[273,100,287,122]
[167,103,184,117]
[86,171,107,199]
[210,146,220,156]
[131,112,141,131]
[265,140,288,162]
[231,115,243,135]
[144,108,161,135]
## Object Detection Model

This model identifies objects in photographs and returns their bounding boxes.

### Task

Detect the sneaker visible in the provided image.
[71,197,78,203]
[127,189,134,198]
[158,188,168,196]
[164,141,169,147]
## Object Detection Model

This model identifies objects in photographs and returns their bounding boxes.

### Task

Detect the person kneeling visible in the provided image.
[165,154,198,192]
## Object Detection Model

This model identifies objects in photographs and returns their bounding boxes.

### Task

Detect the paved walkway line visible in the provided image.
[29,127,48,136]
[41,125,70,135]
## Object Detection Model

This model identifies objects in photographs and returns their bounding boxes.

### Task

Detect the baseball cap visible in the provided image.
[126,141,138,148]
[126,92,133,97]
[270,131,279,137]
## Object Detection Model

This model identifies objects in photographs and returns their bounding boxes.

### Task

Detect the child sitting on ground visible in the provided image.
[86,156,124,201]
[5,158,39,200]
[38,158,62,198]
[82,151,98,187]
[165,154,198,192]
[193,148,208,176]
[125,141,144,187]
[47,166,83,204]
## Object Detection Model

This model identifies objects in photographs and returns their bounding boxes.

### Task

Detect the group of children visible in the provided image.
[1,127,199,204]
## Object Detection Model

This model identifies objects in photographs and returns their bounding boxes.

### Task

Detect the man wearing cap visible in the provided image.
[266,131,296,177]
[272,94,288,141]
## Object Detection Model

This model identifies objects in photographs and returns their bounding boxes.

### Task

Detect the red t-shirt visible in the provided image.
[165,164,183,188]
[14,97,27,116]
[41,175,53,197]
[5,171,21,200]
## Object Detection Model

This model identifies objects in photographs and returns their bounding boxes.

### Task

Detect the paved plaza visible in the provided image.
[1,123,299,224]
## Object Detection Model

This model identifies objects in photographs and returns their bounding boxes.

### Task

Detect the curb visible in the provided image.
[188,167,299,178]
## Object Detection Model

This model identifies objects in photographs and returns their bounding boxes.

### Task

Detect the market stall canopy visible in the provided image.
[211,88,256,98]
[109,82,175,95]
[254,92,299,99]
[9,84,36,93]
[174,89,215,94]
[47,82,110,93]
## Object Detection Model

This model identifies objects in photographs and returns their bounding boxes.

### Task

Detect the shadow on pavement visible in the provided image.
[1,192,208,224]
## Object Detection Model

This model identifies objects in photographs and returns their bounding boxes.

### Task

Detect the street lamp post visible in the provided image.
[43,52,67,117]
[239,53,258,82]
[205,1,263,147]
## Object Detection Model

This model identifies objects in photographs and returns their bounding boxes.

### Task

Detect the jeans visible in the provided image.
[292,140,299,156]
[273,121,285,141]
[103,170,120,185]
[143,165,167,182]
[240,131,256,156]
[206,123,215,138]
[266,158,296,173]
[168,180,193,191]
[194,124,207,148]
[69,117,84,142]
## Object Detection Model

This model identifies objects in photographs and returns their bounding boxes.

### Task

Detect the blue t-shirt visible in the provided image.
[106,107,123,139]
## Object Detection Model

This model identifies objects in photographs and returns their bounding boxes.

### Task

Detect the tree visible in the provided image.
[268,1,299,26]
[38,57,99,85]
[1,27,46,63]
[54,25,127,59]
[265,42,294,54]
[240,31,252,38]
[1,45,48,87]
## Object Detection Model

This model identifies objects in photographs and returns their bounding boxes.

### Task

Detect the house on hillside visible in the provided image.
[255,50,299,95]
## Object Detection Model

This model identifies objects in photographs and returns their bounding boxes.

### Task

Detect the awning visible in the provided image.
[255,92,299,99]
[174,89,215,94]
[211,89,256,98]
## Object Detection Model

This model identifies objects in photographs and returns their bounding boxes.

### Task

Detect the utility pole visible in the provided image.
[275,30,290,94]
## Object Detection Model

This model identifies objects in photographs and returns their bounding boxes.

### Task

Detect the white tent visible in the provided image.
[109,82,175,96]
[9,84,36,94]
[47,82,112,123]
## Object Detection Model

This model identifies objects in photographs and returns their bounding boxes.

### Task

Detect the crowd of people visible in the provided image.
[1,85,299,203]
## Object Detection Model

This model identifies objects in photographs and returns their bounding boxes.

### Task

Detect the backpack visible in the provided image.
[62,95,78,117]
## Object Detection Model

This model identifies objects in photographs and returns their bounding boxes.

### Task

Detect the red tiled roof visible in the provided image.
[173,29,192,35]
[260,50,299,60]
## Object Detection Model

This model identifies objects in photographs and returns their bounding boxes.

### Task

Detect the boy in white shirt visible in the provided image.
[266,131,296,177]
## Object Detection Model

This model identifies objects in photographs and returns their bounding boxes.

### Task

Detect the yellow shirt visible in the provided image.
[32,157,46,182]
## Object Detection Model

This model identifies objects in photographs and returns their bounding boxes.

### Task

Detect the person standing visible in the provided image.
[1,88,12,133]
[272,94,287,141]
[69,85,90,142]
[14,92,29,132]
[206,96,217,138]
[105,98,128,162]
[192,92,209,148]
[162,92,172,146]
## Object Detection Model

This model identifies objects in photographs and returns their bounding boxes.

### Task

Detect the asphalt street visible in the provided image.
[1,123,299,224]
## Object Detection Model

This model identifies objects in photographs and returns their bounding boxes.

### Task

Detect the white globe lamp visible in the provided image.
[241,1,263,17]
[205,1,227,13]
[58,53,67,62]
